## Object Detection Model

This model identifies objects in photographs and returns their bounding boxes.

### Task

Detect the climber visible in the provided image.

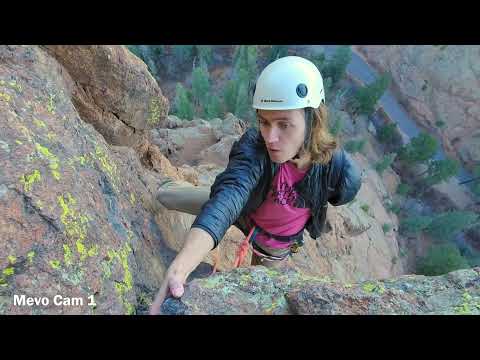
[150,56,361,315]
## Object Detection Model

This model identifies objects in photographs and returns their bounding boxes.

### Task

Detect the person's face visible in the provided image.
[257,109,306,164]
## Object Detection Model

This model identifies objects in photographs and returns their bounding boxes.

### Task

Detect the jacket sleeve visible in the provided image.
[191,128,265,249]
[328,148,362,206]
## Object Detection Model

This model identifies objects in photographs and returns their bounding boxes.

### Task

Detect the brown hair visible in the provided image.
[303,104,338,164]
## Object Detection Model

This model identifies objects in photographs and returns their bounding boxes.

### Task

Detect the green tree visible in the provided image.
[397,132,438,165]
[267,45,289,63]
[234,75,251,120]
[233,45,258,82]
[422,158,460,187]
[310,52,327,73]
[195,45,213,67]
[225,46,258,121]
[375,153,396,175]
[435,119,446,128]
[400,216,433,236]
[377,123,399,144]
[174,83,194,120]
[151,45,164,56]
[387,202,402,214]
[322,45,352,87]
[344,139,366,154]
[172,45,195,65]
[426,211,479,242]
[329,113,344,137]
[191,64,210,108]
[417,244,469,276]
[353,73,391,116]
[126,45,144,60]
[223,79,238,114]
[396,183,411,196]
[382,223,392,234]
[204,96,222,120]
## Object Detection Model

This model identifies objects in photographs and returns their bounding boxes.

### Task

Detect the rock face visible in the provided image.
[0,45,175,314]
[2,45,472,315]
[354,45,480,171]
[42,45,169,148]
[161,266,480,315]
[150,113,246,167]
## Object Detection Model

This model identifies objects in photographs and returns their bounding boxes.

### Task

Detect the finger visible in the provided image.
[149,281,169,315]
[169,280,184,298]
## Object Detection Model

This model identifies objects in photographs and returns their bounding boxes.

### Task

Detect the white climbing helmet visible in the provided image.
[252,56,325,110]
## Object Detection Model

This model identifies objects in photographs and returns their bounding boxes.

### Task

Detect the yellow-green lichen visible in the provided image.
[35,143,61,181]
[18,125,34,143]
[108,243,134,314]
[265,268,280,278]
[94,146,118,191]
[7,256,16,265]
[20,169,41,192]
[87,245,99,257]
[239,274,251,287]
[46,132,57,141]
[47,93,56,114]
[33,118,47,129]
[362,282,385,294]
[27,251,35,264]
[49,259,61,270]
[344,283,353,289]
[454,292,480,315]
[0,92,11,102]
[130,193,136,205]
[148,98,162,125]
[15,140,23,145]
[57,193,90,242]
[63,244,73,266]
[1,80,22,92]
[36,200,44,210]
[101,260,112,279]
[67,153,95,170]
[3,267,14,276]
[203,276,222,289]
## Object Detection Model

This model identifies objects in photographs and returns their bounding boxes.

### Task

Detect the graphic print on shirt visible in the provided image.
[271,181,307,208]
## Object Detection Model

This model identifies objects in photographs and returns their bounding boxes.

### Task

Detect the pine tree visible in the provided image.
[377,123,399,144]
[397,132,438,165]
[267,45,289,63]
[422,158,460,187]
[426,211,479,242]
[323,45,352,87]
[417,244,469,276]
[195,45,213,67]
[400,216,433,236]
[174,83,194,120]
[353,73,391,116]
[375,153,396,175]
[204,96,222,120]
[191,64,210,109]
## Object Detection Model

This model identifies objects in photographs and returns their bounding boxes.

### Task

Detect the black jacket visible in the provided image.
[192,128,362,249]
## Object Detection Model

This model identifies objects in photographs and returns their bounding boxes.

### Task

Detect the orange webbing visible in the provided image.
[233,226,256,268]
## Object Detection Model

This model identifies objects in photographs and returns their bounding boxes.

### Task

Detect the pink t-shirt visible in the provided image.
[249,161,311,249]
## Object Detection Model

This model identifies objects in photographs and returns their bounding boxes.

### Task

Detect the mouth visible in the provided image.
[268,148,281,153]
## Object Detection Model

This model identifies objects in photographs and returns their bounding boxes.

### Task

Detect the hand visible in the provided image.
[149,268,187,315]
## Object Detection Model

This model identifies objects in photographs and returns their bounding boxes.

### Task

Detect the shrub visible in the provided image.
[416,244,470,276]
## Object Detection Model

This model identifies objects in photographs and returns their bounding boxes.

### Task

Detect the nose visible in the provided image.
[264,127,279,144]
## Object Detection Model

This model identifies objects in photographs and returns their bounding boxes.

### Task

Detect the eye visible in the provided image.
[279,123,289,129]
[258,119,269,127]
